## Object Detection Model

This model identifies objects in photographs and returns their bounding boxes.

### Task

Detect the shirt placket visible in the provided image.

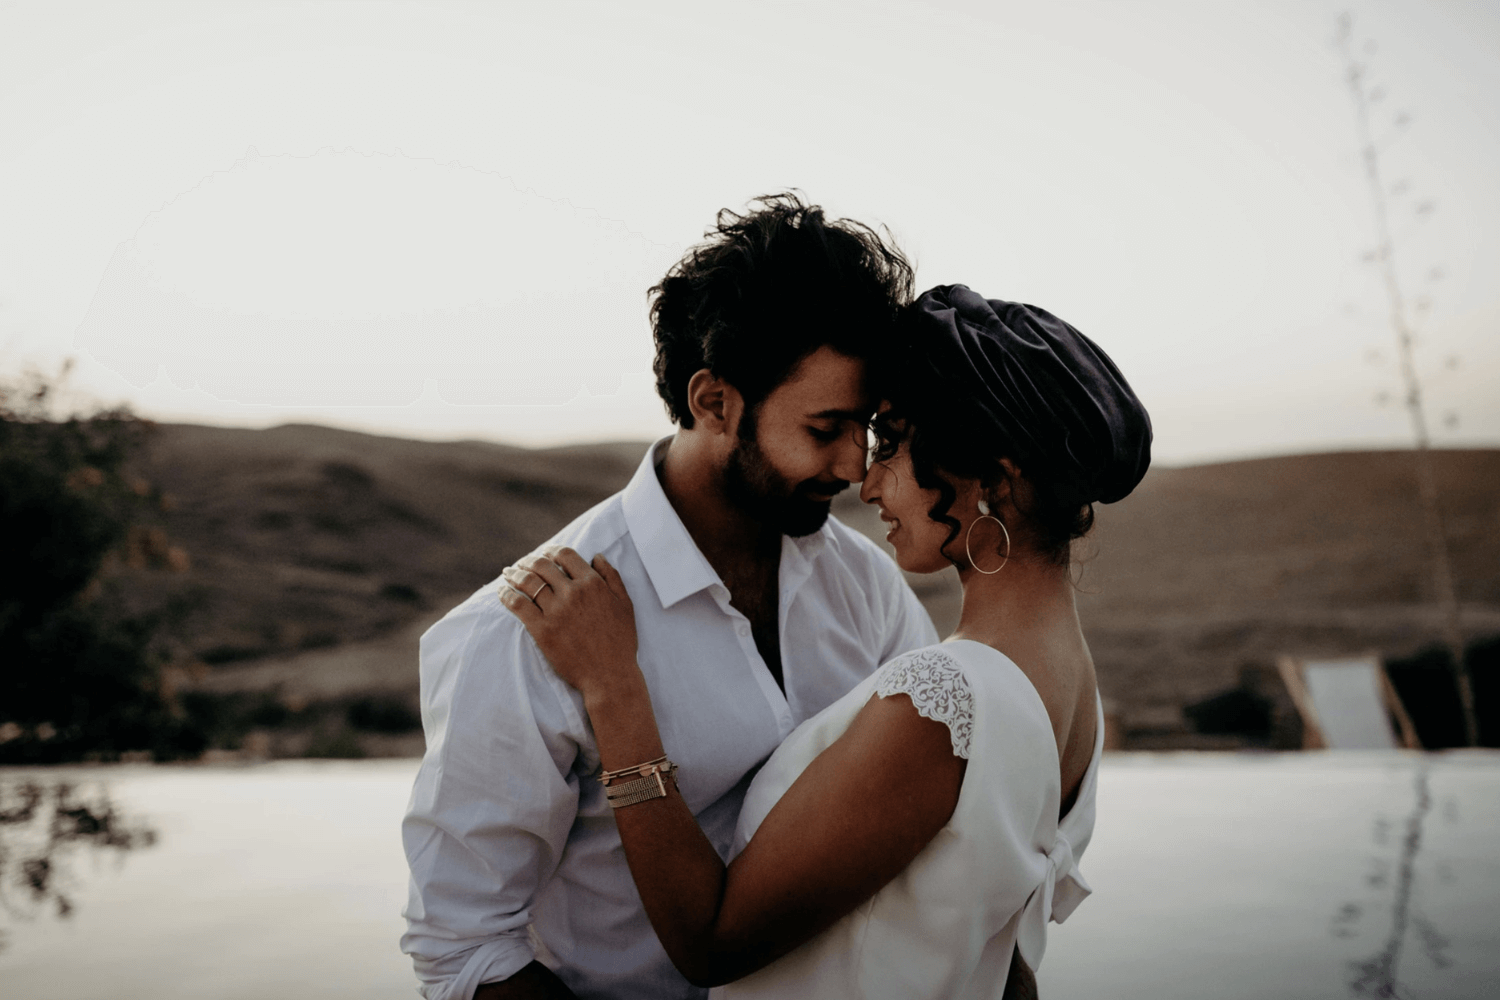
[776,534,819,727]
[706,582,794,740]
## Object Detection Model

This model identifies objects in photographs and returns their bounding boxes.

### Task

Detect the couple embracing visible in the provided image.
[401,192,1152,999]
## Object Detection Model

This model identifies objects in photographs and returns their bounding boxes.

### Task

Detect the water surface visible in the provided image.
[0,753,1494,999]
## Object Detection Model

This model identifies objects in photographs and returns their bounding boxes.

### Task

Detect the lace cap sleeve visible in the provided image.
[874,647,974,758]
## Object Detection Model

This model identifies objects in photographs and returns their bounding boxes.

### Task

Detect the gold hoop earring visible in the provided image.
[965,499,1010,575]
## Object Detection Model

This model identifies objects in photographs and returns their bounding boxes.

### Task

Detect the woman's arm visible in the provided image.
[500,548,965,988]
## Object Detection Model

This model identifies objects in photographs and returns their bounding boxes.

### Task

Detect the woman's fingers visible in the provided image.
[497,580,541,624]
[593,554,629,601]
[509,547,626,624]
[518,553,571,590]
[546,546,596,582]
[500,547,640,698]
[501,566,547,602]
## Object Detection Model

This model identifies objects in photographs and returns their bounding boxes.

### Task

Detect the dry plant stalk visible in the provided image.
[1336,13,1478,746]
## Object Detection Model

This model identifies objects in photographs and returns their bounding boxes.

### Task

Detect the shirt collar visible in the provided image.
[622,435,839,609]
[781,518,828,575]
[622,436,725,609]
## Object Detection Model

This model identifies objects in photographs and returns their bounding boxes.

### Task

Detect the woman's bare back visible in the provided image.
[970,624,1099,818]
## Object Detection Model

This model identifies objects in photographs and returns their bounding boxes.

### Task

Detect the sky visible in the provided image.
[1,0,1496,465]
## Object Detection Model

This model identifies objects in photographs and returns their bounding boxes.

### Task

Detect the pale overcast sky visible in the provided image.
[1,0,1496,464]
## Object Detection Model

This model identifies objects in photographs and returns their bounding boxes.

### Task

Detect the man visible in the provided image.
[401,193,938,999]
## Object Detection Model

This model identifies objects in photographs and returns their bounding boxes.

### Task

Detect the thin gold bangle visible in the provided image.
[598,754,670,786]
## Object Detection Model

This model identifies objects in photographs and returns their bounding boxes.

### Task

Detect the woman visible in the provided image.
[499,285,1152,998]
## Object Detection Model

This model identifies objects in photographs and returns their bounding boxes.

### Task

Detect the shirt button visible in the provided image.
[737,624,750,638]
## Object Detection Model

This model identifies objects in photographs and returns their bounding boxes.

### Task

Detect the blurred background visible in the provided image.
[1,2,1497,998]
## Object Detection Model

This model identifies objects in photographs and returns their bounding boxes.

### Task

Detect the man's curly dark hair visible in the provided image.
[649,192,914,429]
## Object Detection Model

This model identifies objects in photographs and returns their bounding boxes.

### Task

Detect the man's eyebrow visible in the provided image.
[807,408,869,421]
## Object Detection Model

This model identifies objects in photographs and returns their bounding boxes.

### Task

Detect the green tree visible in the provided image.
[0,370,203,762]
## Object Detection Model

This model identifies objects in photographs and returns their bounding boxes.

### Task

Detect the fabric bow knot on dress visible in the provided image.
[1015,832,1092,971]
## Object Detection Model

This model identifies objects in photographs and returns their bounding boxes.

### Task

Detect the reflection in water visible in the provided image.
[0,778,158,951]
[1346,762,1442,998]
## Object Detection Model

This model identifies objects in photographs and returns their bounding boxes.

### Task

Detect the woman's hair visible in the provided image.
[871,355,1095,569]
[648,192,913,428]
[873,285,1150,569]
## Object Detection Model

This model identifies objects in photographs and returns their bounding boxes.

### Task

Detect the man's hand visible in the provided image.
[473,961,579,999]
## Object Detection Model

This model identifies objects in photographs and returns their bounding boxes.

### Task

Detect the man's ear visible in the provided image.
[685,368,738,436]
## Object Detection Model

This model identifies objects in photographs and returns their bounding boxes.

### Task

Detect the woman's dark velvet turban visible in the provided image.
[905,284,1152,506]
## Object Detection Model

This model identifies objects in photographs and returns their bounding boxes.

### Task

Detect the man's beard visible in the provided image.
[723,425,846,539]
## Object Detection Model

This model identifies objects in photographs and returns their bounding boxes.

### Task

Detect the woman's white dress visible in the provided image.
[713,639,1103,999]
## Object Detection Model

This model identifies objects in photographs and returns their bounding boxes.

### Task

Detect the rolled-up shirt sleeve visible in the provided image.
[401,592,590,1000]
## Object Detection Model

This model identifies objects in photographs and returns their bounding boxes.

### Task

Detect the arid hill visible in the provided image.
[128,423,647,664]
[136,424,1499,750]
[1070,449,1500,734]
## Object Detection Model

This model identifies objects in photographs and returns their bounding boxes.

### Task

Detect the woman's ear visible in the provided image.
[685,368,732,434]
[991,458,1035,527]
[994,459,1021,503]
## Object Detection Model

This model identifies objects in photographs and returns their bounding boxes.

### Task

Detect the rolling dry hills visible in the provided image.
[125,423,1499,751]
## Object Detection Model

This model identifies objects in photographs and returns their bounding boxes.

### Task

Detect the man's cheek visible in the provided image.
[756,435,812,482]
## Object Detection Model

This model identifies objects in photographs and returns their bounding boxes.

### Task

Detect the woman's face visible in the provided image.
[859,429,965,575]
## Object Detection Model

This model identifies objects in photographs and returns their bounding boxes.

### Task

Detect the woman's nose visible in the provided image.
[859,460,884,505]
[830,425,869,485]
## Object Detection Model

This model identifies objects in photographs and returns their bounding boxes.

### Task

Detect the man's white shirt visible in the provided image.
[401,437,938,1000]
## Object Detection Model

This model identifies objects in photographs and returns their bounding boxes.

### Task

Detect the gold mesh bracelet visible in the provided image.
[603,763,677,809]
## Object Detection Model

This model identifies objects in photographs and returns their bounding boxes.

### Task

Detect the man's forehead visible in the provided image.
[775,346,871,413]
[805,406,870,422]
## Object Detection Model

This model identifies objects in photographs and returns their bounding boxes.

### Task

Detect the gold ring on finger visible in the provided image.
[531,582,550,601]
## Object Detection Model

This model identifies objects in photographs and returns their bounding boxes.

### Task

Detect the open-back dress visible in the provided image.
[713,639,1104,1000]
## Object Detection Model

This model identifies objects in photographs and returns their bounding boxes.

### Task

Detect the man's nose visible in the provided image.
[831,425,870,485]
[859,455,884,505]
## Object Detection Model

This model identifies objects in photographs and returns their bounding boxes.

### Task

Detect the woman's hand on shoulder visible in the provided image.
[499,546,641,703]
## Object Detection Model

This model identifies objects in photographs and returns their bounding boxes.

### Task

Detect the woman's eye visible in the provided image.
[808,427,841,443]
